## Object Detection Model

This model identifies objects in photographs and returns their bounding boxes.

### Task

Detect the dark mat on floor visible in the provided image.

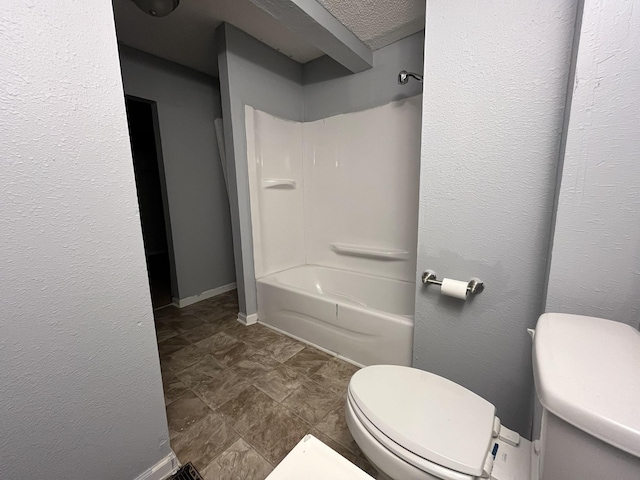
[169,463,203,480]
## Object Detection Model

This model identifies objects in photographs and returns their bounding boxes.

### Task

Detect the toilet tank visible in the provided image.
[532,313,640,480]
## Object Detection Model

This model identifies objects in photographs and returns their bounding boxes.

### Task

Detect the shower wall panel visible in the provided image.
[303,97,422,282]
[246,96,422,282]
[246,107,306,278]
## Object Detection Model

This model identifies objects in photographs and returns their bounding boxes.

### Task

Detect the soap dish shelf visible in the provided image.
[330,243,409,261]
[262,178,297,189]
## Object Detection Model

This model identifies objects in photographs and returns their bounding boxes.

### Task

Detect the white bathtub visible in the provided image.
[257,265,414,366]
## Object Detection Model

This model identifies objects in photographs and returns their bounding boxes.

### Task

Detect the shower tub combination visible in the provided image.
[245,97,422,367]
[258,265,414,366]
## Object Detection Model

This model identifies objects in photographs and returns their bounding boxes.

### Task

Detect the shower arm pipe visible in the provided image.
[398,70,423,85]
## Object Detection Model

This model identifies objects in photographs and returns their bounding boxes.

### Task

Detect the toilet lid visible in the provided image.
[348,365,496,477]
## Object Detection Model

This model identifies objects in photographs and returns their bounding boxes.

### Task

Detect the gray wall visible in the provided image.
[119,46,236,301]
[413,0,579,436]
[545,0,640,329]
[217,24,305,317]
[303,32,424,121]
[0,1,171,478]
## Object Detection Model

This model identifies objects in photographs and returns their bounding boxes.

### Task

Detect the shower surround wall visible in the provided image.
[217,24,424,323]
[245,97,422,365]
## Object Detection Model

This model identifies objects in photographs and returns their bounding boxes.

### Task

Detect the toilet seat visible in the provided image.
[348,365,497,478]
[347,391,474,480]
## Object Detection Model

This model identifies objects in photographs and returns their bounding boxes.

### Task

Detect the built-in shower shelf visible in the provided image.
[262,178,297,189]
[330,243,409,261]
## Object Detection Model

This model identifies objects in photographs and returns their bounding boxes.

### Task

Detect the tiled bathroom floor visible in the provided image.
[155,291,376,480]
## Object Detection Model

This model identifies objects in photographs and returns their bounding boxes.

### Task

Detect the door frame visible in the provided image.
[125,94,179,304]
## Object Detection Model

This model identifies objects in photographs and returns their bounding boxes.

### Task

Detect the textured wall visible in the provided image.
[119,46,236,301]
[546,0,640,329]
[303,32,424,121]
[0,2,171,479]
[413,0,578,436]
[217,24,305,317]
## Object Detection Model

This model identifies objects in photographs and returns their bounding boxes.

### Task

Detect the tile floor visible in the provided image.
[155,290,376,480]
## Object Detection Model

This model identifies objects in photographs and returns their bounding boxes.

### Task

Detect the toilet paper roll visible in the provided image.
[440,278,469,299]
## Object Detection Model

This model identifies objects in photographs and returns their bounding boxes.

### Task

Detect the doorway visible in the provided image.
[125,96,174,309]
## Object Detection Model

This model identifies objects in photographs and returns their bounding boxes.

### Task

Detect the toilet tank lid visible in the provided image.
[533,313,640,458]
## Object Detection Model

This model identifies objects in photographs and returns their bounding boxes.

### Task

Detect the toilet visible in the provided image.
[345,313,640,480]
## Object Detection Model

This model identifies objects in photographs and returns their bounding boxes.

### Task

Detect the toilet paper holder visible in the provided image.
[421,270,485,295]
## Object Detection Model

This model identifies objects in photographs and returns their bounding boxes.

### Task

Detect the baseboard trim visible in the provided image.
[172,282,237,308]
[133,451,179,480]
[237,312,258,326]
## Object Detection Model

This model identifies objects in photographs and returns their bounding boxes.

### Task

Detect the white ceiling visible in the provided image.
[112,0,425,77]
[318,0,425,50]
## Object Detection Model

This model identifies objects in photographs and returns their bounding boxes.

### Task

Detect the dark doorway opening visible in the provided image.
[125,96,173,309]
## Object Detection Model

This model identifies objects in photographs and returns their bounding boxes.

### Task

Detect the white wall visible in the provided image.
[546,0,640,329]
[246,107,306,278]
[245,98,422,284]
[119,46,236,302]
[0,2,172,479]
[413,0,579,436]
[303,97,422,281]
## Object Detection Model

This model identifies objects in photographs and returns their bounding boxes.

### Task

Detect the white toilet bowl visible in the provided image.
[345,365,511,480]
[346,392,467,480]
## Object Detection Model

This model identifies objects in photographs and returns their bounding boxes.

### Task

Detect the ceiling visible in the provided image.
[317,0,425,50]
[112,0,425,77]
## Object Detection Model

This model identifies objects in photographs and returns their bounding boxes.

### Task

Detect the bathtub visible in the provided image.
[257,265,414,366]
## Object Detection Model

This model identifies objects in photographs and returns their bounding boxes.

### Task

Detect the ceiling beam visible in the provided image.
[245,0,373,73]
